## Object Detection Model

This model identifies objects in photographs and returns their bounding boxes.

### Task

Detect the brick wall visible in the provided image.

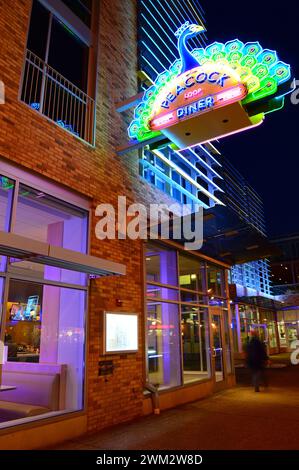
[0,0,195,435]
[0,0,150,433]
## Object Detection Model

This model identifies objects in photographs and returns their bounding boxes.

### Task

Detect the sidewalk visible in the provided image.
[53,364,299,451]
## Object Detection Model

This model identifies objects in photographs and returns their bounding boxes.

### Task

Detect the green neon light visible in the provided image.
[129,36,292,142]
[264,96,285,115]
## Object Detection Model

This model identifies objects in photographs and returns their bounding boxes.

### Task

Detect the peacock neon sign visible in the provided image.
[128,22,292,148]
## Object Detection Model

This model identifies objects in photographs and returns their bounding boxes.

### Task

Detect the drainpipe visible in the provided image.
[145,383,160,415]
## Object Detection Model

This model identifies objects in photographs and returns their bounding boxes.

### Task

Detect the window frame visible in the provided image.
[38,0,93,46]
[19,0,98,146]
[0,275,89,428]
[144,241,232,391]
[0,162,91,427]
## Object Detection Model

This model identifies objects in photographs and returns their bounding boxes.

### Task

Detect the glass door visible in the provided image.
[210,311,225,386]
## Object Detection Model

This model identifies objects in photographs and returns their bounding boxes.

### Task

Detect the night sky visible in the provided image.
[203,0,298,237]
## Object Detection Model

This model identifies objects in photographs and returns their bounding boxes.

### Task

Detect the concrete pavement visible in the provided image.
[53,362,299,450]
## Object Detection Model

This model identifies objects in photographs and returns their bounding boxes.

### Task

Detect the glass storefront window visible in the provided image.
[5,280,43,361]
[145,242,232,390]
[2,278,86,417]
[239,305,261,350]
[0,276,4,331]
[14,184,88,254]
[262,311,277,348]
[0,176,14,272]
[207,265,224,297]
[145,243,178,286]
[179,253,204,292]
[236,305,279,353]
[223,309,233,374]
[211,314,224,382]
[278,321,287,346]
[231,306,239,352]
[278,311,299,348]
[0,175,14,232]
[208,297,226,307]
[147,301,181,390]
[146,285,178,302]
[286,323,298,342]
[180,291,205,305]
[268,321,277,348]
[0,170,89,429]
[181,306,211,384]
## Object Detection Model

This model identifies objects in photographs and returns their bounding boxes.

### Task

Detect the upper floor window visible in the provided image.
[61,0,92,27]
[21,0,95,145]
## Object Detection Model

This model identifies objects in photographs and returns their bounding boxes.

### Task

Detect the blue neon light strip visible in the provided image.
[173,150,224,192]
[140,158,210,209]
[184,148,223,179]
[140,55,160,77]
[140,2,178,50]
[141,26,177,62]
[197,145,223,167]
[140,15,178,60]
[149,0,179,33]
[166,0,204,49]
[141,41,171,69]
[138,0,207,80]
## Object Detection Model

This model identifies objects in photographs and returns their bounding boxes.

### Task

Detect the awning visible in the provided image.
[0,231,126,278]
[233,295,283,310]
[200,205,282,265]
[150,204,281,266]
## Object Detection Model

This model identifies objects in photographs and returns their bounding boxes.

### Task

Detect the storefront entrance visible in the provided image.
[210,309,226,390]
[211,312,224,384]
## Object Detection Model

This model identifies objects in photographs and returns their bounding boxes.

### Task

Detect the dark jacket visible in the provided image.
[246,337,268,369]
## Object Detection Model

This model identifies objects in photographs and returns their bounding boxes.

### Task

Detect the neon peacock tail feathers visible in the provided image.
[128,39,291,143]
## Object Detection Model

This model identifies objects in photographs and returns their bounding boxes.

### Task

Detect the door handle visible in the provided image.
[213,347,223,357]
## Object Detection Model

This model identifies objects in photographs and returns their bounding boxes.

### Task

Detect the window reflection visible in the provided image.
[223,309,233,374]
[146,285,178,302]
[0,171,89,429]
[181,307,211,384]
[145,243,178,286]
[2,279,85,416]
[147,301,181,390]
[207,265,223,297]
[179,253,203,291]
[145,243,232,390]
[14,184,88,254]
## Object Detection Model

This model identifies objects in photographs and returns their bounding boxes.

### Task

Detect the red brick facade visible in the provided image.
[0,0,155,433]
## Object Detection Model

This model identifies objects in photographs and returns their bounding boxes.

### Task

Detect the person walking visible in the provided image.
[245,331,269,392]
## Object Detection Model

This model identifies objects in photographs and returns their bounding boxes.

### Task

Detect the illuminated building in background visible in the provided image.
[269,234,299,352]
[135,1,289,360]
[219,157,272,297]
[137,0,273,297]
[270,234,299,296]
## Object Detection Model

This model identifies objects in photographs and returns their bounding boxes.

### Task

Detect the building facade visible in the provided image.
[0,0,238,449]
[270,234,299,351]
[137,0,277,357]
[217,156,279,355]
[220,157,271,297]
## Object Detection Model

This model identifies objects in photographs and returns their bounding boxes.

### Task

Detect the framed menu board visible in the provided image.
[104,312,138,354]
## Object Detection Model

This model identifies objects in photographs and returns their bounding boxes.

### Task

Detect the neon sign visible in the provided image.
[128,22,292,147]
